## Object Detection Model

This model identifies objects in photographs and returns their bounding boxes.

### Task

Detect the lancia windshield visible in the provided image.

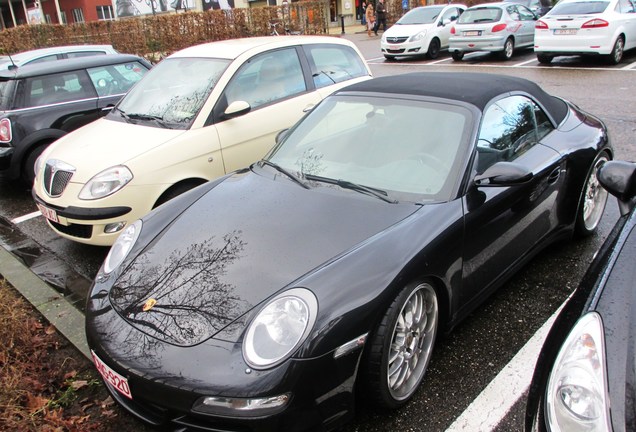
[113,57,229,129]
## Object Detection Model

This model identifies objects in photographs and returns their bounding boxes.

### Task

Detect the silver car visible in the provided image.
[449,2,537,60]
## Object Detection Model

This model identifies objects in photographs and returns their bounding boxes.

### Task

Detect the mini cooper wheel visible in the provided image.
[575,151,610,237]
[364,282,439,408]
[451,50,464,61]
[427,38,441,59]
[500,38,514,60]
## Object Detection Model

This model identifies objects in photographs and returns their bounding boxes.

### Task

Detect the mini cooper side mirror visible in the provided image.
[474,161,533,186]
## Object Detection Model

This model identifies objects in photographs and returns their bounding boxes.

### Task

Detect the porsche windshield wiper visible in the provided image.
[305,174,397,204]
[259,160,310,189]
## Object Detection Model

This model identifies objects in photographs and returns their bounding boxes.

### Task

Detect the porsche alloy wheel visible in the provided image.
[576,152,610,236]
[365,282,438,408]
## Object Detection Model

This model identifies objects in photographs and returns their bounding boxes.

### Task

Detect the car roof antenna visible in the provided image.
[7,53,17,71]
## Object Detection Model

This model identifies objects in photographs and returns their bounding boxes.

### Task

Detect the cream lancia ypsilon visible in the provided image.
[32,36,372,246]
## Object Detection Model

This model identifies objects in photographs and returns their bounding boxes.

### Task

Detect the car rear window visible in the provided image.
[549,1,610,14]
[0,80,11,110]
[457,7,503,23]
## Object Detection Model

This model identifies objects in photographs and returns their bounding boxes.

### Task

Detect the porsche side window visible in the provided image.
[477,96,538,173]
[302,44,368,89]
[224,48,306,110]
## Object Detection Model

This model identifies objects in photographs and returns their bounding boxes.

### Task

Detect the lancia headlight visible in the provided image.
[409,31,427,42]
[243,288,318,369]
[545,312,611,431]
[102,219,142,274]
[79,165,133,200]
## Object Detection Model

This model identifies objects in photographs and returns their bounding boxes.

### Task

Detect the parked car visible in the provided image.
[0,45,119,70]
[0,54,151,184]
[449,2,538,60]
[505,0,552,16]
[32,36,371,247]
[380,4,466,60]
[86,72,611,432]
[534,0,636,64]
[526,160,636,432]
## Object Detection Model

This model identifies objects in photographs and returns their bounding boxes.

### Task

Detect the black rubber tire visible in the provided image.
[575,151,610,237]
[21,143,48,187]
[606,36,624,65]
[536,54,553,64]
[500,37,514,60]
[384,55,396,61]
[362,281,439,409]
[153,181,202,208]
[427,38,441,59]
[451,50,464,61]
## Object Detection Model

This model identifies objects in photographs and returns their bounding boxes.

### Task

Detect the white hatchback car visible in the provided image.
[449,2,538,60]
[0,45,119,70]
[380,4,466,60]
[534,0,636,64]
[32,36,372,246]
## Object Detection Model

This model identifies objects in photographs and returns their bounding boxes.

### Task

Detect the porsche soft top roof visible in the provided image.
[338,72,568,124]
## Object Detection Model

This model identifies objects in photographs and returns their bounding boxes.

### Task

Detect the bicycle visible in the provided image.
[269,21,303,36]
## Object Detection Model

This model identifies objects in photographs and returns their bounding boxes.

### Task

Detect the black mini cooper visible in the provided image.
[0,54,151,185]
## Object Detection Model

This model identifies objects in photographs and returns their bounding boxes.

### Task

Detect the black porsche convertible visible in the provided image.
[86,72,612,431]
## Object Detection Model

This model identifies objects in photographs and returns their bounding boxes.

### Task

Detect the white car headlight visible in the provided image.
[546,312,611,432]
[102,220,142,274]
[243,288,318,369]
[409,31,426,42]
[79,165,133,200]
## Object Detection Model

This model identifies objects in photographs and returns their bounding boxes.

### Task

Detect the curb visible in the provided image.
[0,244,91,359]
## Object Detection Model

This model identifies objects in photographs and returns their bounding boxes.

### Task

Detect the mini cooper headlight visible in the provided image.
[79,165,133,200]
[102,220,142,274]
[409,31,426,42]
[243,288,318,369]
[545,312,611,432]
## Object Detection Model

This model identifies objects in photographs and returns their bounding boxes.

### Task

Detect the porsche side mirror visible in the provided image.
[474,161,533,186]
[597,160,636,216]
[224,100,251,119]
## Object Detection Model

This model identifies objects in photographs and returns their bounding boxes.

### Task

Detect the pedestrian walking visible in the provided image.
[366,2,375,37]
[361,1,367,26]
[374,0,387,35]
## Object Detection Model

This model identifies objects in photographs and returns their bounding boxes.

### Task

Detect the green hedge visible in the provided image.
[0,2,329,62]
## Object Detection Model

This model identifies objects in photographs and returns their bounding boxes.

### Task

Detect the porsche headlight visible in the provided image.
[409,31,426,42]
[102,220,142,274]
[79,165,133,200]
[243,288,318,369]
[545,312,611,432]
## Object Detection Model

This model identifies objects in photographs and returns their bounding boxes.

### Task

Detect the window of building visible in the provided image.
[97,5,115,20]
[72,8,85,23]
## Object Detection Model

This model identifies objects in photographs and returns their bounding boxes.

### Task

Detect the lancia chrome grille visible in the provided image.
[43,159,75,197]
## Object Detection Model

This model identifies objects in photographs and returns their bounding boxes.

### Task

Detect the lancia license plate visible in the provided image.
[554,29,577,35]
[464,30,481,36]
[91,350,133,399]
[37,203,58,223]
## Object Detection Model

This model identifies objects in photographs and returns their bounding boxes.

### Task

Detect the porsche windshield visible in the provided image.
[268,95,474,202]
[114,57,229,129]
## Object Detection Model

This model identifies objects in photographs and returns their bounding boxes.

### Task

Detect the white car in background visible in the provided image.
[0,45,118,70]
[534,0,636,64]
[32,37,372,246]
[381,4,466,59]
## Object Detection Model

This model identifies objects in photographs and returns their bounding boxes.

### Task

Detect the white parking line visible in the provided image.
[621,61,636,70]
[444,300,567,432]
[514,58,538,67]
[11,211,42,224]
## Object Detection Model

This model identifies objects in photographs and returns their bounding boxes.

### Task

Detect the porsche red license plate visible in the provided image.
[37,203,58,223]
[91,350,132,399]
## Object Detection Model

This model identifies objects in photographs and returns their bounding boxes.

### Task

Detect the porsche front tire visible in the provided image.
[364,281,439,409]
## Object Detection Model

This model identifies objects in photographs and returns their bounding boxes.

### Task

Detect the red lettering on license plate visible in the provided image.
[91,350,132,399]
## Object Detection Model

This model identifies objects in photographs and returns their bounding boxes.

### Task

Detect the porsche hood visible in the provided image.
[108,170,419,346]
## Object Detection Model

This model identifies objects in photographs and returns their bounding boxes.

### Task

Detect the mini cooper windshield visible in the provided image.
[113,57,229,129]
[267,95,474,202]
